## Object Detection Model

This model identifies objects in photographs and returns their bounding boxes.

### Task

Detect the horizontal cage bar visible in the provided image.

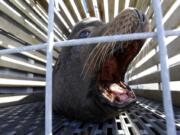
[0,29,180,55]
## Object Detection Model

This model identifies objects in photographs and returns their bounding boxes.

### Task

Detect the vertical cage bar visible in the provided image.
[45,0,54,135]
[152,0,176,135]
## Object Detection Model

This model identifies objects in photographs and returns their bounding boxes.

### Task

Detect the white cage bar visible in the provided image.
[45,0,54,134]
[0,29,180,55]
[0,0,179,135]
[152,0,176,134]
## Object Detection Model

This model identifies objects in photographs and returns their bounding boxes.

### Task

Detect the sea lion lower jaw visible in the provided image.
[94,43,138,114]
[53,8,149,122]
[97,82,136,109]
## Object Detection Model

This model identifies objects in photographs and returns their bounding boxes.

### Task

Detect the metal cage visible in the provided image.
[0,0,180,135]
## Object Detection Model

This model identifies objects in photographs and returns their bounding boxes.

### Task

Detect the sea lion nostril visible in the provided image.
[142,14,146,22]
[135,9,145,22]
[135,9,141,19]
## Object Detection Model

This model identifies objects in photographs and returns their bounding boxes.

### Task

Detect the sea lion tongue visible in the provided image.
[109,83,130,102]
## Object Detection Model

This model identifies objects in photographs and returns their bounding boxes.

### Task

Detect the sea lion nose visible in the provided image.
[135,9,146,22]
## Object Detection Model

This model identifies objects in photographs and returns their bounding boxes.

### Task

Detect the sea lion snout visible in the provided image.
[53,8,149,122]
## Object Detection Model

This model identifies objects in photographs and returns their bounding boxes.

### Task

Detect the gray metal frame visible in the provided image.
[45,0,54,134]
[0,0,179,134]
[152,0,176,134]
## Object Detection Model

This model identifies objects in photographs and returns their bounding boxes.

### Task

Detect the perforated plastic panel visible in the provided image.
[0,102,44,135]
[128,98,180,135]
[0,98,180,135]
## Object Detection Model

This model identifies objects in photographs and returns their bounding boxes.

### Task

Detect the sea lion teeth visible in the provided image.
[109,83,127,94]
[102,91,115,102]
[128,91,136,98]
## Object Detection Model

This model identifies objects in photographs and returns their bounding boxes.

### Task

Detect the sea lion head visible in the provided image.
[53,8,149,122]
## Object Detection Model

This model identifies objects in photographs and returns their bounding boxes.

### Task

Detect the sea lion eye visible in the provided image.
[79,30,90,38]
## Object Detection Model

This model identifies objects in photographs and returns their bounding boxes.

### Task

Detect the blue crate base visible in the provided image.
[0,97,180,135]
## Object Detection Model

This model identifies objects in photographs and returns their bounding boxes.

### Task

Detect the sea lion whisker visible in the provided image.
[82,44,102,73]
[109,42,114,56]
[93,47,103,70]
[81,56,91,78]
[97,48,106,69]
[82,58,95,79]
[97,43,111,69]
[81,57,95,79]
[82,44,106,78]
[100,42,112,65]
[93,43,109,71]
[92,42,109,68]
[90,46,103,72]
[110,42,117,56]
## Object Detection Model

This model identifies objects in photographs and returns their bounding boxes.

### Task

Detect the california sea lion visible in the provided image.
[53,8,149,122]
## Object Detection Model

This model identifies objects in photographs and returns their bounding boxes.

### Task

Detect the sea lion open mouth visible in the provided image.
[94,43,138,109]
[97,81,136,109]
[53,8,149,122]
